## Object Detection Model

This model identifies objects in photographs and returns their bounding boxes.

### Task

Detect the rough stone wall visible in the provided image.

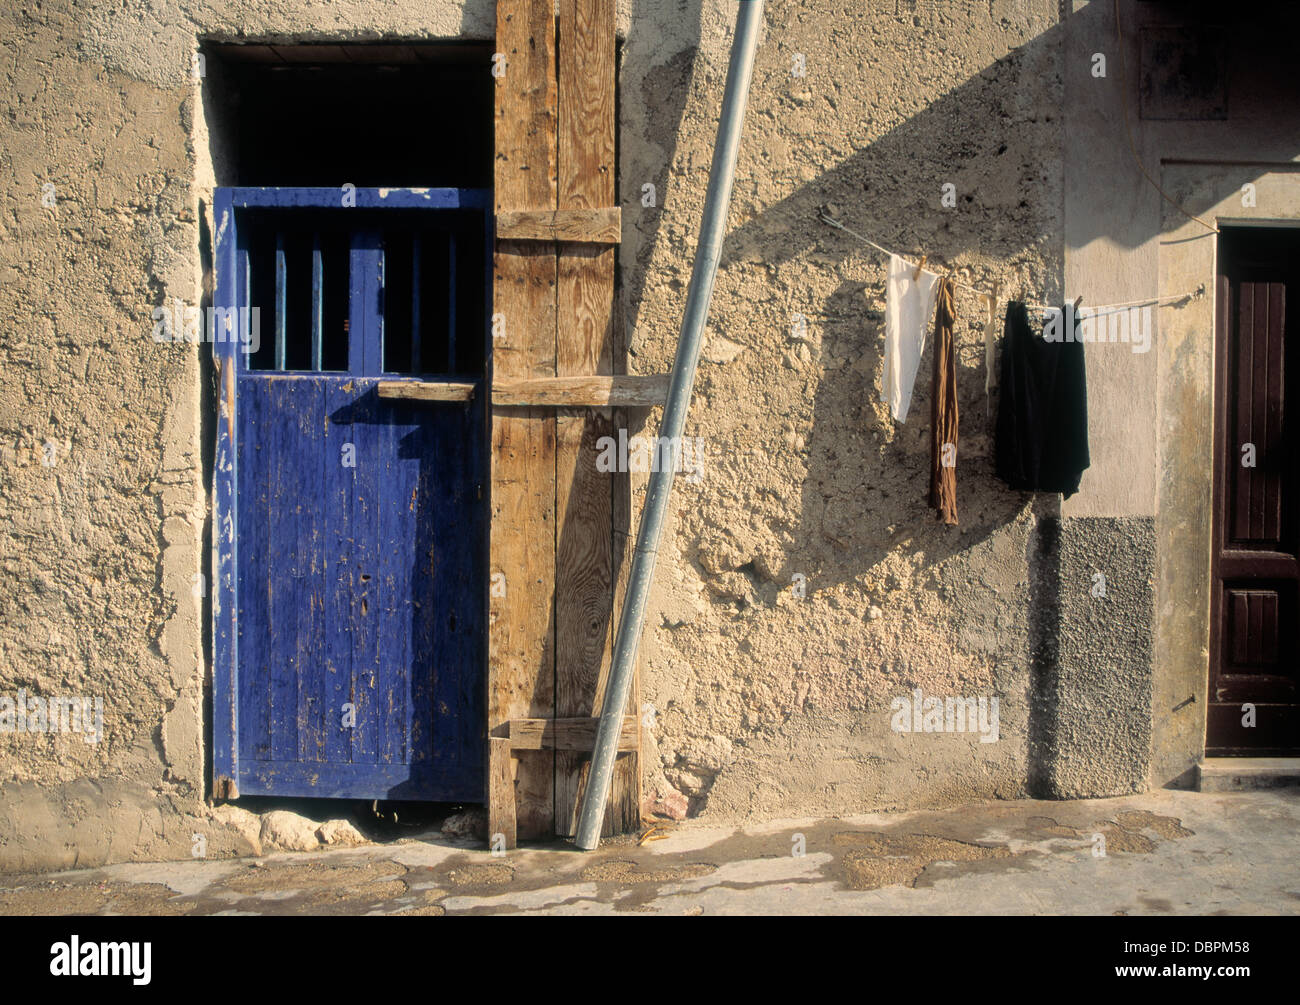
[0,0,210,870]
[1048,517,1154,797]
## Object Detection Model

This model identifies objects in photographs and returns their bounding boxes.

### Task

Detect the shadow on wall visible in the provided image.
[738,18,1076,595]
[621,0,707,344]
[782,17,1072,797]
[675,0,1300,802]
[617,4,1065,588]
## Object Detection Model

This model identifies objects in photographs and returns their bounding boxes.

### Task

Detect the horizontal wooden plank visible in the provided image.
[377,380,476,402]
[270,44,352,63]
[507,715,639,752]
[495,207,621,243]
[492,375,669,407]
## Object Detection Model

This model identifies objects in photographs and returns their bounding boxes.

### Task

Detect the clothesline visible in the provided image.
[816,212,1205,315]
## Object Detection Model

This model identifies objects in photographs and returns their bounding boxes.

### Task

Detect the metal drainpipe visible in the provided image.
[575,0,765,851]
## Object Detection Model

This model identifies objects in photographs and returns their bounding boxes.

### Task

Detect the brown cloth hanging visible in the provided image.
[929,277,959,524]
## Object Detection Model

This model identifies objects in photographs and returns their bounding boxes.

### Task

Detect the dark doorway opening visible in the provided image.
[202,42,493,188]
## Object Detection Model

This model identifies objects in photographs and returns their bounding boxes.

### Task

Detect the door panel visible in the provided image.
[234,376,483,799]
[212,188,490,801]
[1209,227,1300,754]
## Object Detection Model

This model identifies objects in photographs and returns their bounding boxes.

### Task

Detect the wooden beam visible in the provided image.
[488,737,517,850]
[554,0,636,840]
[492,375,669,407]
[602,282,643,837]
[495,207,621,244]
[376,380,475,402]
[490,0,558,841]
[508,716,639,751]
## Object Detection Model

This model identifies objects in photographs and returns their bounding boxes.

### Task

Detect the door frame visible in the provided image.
[1154,164,1300,784]
[210,186,493,800]
[1207,223,1300,755]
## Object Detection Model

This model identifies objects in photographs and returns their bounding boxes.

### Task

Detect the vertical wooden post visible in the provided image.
[488,737,517,850]
[555,0,641,837]
[490,0,558,840]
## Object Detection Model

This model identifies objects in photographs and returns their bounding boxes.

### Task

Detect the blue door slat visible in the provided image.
[349,386,378,765]
[215,187,489,802]
[212,189,240,792]
[400,411,422,766]
[241,248,253,369]
[267,387,299,763]
[311,234,323,372]
[323,380,355,767]
[411,237,422,373]
[432,410,459,767]
[347,234,370,376]
[274,232,287,370]
[408,412,436,770]
[373,243,386,375]
[408,418,435,770]
[237,379,271,762]
[377,404,411,765]
[291,378,325,764]
[372,401,396,764]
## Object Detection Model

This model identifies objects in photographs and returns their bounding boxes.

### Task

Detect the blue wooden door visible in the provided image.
[211,188,490,801]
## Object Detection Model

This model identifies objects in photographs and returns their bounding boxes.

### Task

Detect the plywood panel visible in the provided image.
[555,0,639,837]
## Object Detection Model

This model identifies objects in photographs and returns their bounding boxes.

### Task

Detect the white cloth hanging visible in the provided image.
[882,253,940,423]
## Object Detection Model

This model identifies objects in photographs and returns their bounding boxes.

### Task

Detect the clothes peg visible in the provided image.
[913,255,927,282]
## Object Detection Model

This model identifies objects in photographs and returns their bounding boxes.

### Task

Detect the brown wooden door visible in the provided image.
[1208,226,1300,754]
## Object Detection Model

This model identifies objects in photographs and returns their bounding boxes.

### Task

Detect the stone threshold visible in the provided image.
[1197,757,1300,792]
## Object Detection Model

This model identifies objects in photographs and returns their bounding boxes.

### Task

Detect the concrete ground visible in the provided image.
[2,789,1297,915]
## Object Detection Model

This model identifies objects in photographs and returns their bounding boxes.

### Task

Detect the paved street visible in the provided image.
[2,789,1296,916]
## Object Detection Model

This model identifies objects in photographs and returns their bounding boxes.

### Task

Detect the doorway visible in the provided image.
[203,44,494,800]
[1208,225,1300,754]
